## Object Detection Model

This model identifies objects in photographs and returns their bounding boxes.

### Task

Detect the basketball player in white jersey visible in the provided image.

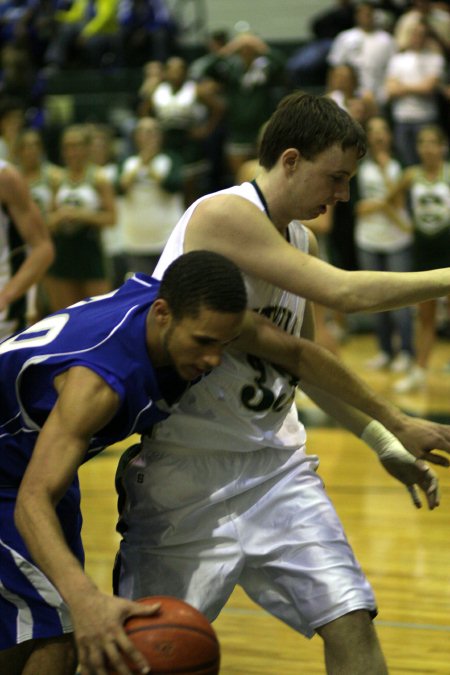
[0,159,54,339]
[115,92,450,674]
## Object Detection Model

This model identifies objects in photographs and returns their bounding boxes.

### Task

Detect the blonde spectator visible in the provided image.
[385,20,446,166]
[45,125,116,311]
[89,123,127,289]
[15,129,62,220]
[139,56,225,206]
[355,116,414,372]
[326,63,377,123]
[120,116,184,276]
[394,0,450,54]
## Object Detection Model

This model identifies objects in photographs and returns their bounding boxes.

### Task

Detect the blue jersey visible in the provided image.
[0,273,185,485]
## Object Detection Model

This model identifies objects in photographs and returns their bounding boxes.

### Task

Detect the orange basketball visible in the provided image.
[109,596,220,674]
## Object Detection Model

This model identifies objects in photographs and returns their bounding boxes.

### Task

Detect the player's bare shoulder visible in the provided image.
[186,193,270,251]
[192,192,267,229]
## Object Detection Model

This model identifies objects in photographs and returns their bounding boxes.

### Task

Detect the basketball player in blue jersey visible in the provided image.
[115,92,450,675]
[0,250,250,675]
[0,159,54,339]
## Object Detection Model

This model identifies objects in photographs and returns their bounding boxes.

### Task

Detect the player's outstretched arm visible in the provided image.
[14,367,158,675]
[234,311,450,467]
[186,195,450,313]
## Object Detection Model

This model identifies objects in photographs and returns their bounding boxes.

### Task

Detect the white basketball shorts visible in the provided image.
[115,441,377,638]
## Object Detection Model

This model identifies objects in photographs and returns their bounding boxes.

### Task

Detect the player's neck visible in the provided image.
[145,309,168,367]
[255,173,291,234]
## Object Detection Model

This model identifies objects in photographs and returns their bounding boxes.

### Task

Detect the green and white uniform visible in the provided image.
[48,166,106,281]
[410,162,450,270]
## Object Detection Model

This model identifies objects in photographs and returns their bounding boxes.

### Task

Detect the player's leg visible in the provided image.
[236,447,382,671]
[0,635,77,675]
[0,485,81,674]
[22,635,77,675]
[0,641,34,675]
[115,441,247,618]
[316,610,387,675]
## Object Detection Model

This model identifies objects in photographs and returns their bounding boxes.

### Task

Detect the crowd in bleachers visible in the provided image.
[0,0,449,393]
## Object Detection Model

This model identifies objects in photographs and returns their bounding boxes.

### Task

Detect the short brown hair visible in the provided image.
[259,91,367,169]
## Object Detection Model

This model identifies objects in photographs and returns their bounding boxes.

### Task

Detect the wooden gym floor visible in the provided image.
[79,333,450,674]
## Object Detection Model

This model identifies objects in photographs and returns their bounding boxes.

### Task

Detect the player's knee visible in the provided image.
[316,609,378,649]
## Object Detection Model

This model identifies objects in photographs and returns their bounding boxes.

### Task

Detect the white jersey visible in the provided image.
[152,80,206,131]
[356,157,413,253]
[121,154,184,255]
[152,182,308,452]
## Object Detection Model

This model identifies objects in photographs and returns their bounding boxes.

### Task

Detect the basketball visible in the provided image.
[108,596,220,674]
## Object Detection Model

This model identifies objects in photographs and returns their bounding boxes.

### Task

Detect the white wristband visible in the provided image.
[360,420,415,464]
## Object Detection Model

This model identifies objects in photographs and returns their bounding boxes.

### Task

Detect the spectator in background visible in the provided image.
[89,123,128,289]
[394,0,450,56]
[188,29,230,82]
[118,0,178,67]
[0,1,29,48]
[120,116,184,276]
[355,115,414,372]
[137,58,164,103]
[45,124,116,311]
[387,125,450,393]
[202,31,286,181]
[327,1,396,108]
[0,45,45,128]
[44,0,119,71]
[0,96,25,162]
[187,30,230,191]
[384,20,446,166]
[287,0,355,88]
[326,63,378,122]
[15,128,62,221]
[140,56,225,206]
[23,0,58,69]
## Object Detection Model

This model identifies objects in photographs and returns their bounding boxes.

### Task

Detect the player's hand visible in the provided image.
[380,456,440,510]
[393,416,450,467]
[72,591,160,675]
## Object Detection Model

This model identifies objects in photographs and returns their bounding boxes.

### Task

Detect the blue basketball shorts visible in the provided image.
[0,479,84,650]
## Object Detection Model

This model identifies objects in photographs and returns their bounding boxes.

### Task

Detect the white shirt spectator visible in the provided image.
[385,51,445,123]
[328,26,396,104]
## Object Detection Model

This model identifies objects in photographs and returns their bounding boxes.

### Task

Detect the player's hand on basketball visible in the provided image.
[73,591,160,674]
[393,416,450,467]
[380,455,440,510]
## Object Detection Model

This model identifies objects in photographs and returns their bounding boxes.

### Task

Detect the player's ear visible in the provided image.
[282,148,300,173]
[153,298,172,326]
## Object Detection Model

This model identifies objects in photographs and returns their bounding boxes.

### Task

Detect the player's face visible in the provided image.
[291,143,359,220]
[163,307,245,380]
